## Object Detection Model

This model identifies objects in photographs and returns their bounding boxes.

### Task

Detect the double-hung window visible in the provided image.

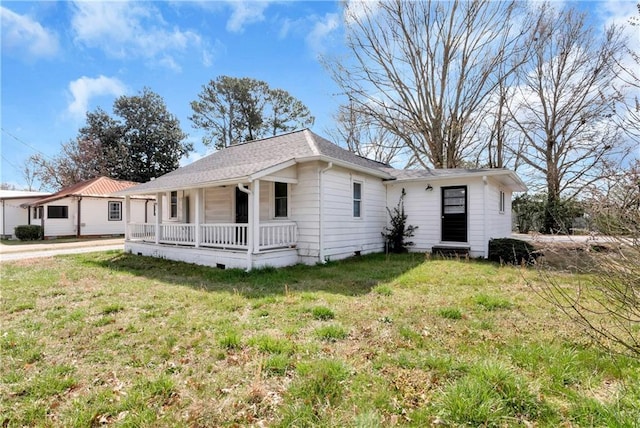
[353,182,362,218]
[170,191,178,218]
[274,182,288,218]
[33,206,43,220]
[108,201,122,221]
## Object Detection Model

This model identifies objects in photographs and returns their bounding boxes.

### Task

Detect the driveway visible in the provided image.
[0,238,124,262]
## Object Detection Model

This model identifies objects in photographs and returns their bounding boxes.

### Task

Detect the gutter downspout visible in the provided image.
[482,176,488,258]
[237,183,253,271]
[318,162,333,264]
[77,196,82,238]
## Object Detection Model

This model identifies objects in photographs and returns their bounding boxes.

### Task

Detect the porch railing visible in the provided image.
[127,222,296,251]
[259,222,297,250]
[200,223,248,250]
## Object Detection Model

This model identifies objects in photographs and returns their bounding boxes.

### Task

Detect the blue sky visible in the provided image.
[1,1,638,189]
[1,1,346,188]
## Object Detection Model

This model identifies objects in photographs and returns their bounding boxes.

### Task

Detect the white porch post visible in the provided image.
[155,192,163,245]
[124,196,130,241]
[195,188,203,248]
[252,180,260,254]
[482,176,488,258]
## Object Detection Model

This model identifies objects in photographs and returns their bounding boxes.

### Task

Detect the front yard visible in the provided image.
[1,251,638,426]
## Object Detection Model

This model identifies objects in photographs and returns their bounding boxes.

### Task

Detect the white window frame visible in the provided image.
[169,191,178,219]
[108,201,122,221]
[499,190,506,214]
[33,206,43,220]
[353,180,363,218]
[274,182,288,218]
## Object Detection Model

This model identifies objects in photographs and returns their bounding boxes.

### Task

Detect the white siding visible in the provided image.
[0,198,38,238]
[79,198,124,236]
[42,199,76,237]
[290,162,321,263]
[259,183,270,221]
[204,187,233,223]
[486,178,513,239]
[321,166,387,262]
[386,177,491,258]
[38,197,152,238]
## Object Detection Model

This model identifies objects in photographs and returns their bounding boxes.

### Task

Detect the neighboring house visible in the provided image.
[115,129,526,270]
[26,177,155,239]
[0,190,51,239]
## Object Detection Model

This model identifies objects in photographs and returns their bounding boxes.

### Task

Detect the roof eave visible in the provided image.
[295,155,394,179]
[387,169,528,192]
[113,176,253,196]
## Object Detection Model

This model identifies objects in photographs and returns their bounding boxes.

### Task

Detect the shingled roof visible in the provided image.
[27,177,141,206]
[116,129,394,195]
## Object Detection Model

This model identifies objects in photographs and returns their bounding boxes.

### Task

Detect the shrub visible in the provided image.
[488,238,539,265]
[382,188,418,253]
[14,225,43,241]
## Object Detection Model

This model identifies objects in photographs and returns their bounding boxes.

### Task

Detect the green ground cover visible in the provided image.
[1,251,638,427]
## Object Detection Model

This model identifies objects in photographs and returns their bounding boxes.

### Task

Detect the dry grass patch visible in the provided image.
[1,251,638,427]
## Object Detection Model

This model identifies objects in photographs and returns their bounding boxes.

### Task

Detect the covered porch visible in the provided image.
[121,179,299,270]
[126,221,297,251]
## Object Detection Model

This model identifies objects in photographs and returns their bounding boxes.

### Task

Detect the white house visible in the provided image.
[26,177,155,239]
[0,190,51,239]
[115,129,526,270]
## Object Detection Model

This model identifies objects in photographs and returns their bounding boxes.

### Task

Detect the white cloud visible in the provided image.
[343,1,379,26]
[67,75,126,119]
[226,1,269,33]
[306,13,340,56]
[70,1,208,70]
[0,6,59,59]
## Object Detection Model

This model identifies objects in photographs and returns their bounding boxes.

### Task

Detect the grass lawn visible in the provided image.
[1,251,638,427]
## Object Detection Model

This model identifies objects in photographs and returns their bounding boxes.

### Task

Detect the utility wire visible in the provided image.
[1,127,53,159]
[1,153,23,172]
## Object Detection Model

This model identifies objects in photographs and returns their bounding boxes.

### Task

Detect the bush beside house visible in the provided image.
[14,225,43,241]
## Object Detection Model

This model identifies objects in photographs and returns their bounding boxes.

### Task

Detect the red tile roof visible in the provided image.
[29,177,140,206]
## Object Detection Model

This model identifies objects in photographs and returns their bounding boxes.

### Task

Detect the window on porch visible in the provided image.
[170,191,178,218]
[275,182,288,218]
[33,206,43,220]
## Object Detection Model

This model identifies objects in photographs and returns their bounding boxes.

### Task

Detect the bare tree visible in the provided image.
[507,3,629,233]
[614,3,640,144]
[327,0,529,169]
[26,138,104,191]
[533,160,640,357]
[0,183,17,190]
[21,156,41,191]
[327,99,408,166]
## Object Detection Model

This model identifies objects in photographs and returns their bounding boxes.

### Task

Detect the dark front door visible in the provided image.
[235,187,249,223]
[441,186,467,242]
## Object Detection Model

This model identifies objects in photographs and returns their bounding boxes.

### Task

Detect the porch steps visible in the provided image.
[431,246,470,258]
